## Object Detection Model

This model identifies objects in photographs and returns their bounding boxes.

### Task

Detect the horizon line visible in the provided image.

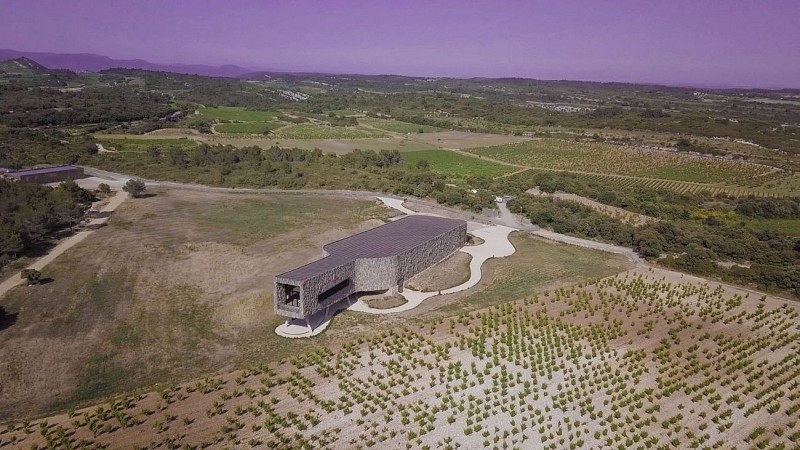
[4,47,799,92]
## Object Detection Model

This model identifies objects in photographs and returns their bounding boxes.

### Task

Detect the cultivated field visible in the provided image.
[511,168,798,198]
[214,122,285,134]
[409,131,532,149]
[469,140,774,184]
[98,137,199,151]
[4,265,798,449]
[94,133,441,154]
[361,117,443,134]
[271,124,385,140]
[198,107,282,122]
[402,150,518,178]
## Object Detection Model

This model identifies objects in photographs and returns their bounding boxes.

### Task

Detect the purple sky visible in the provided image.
[1,0,799,88]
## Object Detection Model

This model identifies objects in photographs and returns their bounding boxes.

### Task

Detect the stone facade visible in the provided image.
[274,216,467,321]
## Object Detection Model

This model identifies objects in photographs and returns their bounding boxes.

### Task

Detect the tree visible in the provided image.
[0,226,23,259]
[98,183,111,195]
[21,269,42,286]
[123,179,146,198]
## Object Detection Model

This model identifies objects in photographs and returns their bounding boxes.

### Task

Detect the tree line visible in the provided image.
[0,179,95,269]
[509,195,800,296]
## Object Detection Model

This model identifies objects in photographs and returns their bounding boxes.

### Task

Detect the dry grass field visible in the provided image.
[0,221,631,426]
[0,190,392,420]
[3,263,798,449]
[406,252,472,292]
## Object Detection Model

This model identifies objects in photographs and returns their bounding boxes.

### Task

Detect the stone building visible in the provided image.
[274,215,467,322]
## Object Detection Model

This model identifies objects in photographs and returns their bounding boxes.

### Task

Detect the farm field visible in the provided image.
[468,139,774,184]
[0,189,392,420]
[511,168,797,198]
[96,137,199,151]
[410,130,532,149]
[271,124,386,139]
[361,117,443,134]
[214,122,284,134]
[197,107,282,122]
[4,265,798,449]
[94,132,441,154]
[402,149,518,178]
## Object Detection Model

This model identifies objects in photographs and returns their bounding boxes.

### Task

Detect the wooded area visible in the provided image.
[0,179,94,269]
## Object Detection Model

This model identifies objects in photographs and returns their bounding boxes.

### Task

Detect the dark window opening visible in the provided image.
[318,279,350,304]
[283,284,300,307]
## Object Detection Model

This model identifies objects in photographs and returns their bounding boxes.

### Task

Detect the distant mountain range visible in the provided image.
[0,49,257,78]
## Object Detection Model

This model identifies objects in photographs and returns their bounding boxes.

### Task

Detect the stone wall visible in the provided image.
[396,223,467,282]
[274,260,355,319]
[353,256,399,292]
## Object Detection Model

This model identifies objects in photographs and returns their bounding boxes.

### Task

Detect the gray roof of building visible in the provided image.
[7,165,81,177]
[277,215,466,282]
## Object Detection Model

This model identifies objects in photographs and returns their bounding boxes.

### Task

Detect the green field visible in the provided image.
[742,217,800,235]
[469,139,773,184]
[362,117,443,133]
[272,124,385,139]
[198,107,282,122]
[97,137,199,151]
[214,122,285,134]
[402,149,517,178]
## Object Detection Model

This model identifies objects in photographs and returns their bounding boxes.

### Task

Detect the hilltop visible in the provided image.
[0,49,254,78]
